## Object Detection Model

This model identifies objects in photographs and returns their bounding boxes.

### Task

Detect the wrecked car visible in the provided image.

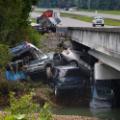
[10,42,54,79]
[36,10,61,33]
[53,48,95,77]
[31,22,49,34]
[49,65,89,97]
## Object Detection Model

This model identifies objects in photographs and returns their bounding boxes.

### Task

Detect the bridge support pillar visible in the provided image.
[90,62,120,108]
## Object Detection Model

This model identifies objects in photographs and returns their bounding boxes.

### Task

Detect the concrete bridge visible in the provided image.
[66,27,120,108]
[68,27,120,71]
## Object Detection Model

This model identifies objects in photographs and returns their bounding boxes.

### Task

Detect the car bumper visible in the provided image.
[93,23,104,25]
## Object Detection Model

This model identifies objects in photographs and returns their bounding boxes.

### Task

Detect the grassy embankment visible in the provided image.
[61,13,120,26]
[79,9,120,15]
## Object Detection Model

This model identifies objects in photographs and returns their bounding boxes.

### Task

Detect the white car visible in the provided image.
[92,16,104,27]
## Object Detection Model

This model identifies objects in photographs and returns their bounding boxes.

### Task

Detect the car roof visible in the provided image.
[10,42,42,56]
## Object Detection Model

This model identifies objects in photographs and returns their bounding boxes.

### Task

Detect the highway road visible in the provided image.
[34,8,120,20]
[30,11,91,27]
[30,11,113,28]
[58,17,92,27]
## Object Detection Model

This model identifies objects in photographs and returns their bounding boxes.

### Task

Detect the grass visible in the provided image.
[31,18,36,23]
[35,8,120,15]
[95,10,120,15]
[78,9,120,15]
[61,13,120,26]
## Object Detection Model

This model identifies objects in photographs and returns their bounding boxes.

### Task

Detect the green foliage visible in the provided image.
[1,92,39,120]
[0,80,9,95]
[38,0,120,10]
[0,80,9,106]
[1,114,26,120]
[7,92,39,114]
[0,0,25,45]
[98,10,120,15]
[39,103,53,120]
[2,93,53,120]
[3,115,15,120]
[0,0,37,46]
[0,44,11,69]
[0,80,53,120]
[27,26,42,48]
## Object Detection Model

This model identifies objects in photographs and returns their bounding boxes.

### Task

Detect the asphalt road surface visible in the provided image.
[58,17,92,27]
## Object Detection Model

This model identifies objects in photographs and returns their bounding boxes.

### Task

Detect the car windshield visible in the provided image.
[94,16,103,19]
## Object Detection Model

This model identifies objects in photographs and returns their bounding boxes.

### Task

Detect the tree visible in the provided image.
[0,44,11,80]
[0,0,38,46]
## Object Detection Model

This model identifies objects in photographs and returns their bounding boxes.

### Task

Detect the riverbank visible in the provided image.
[0,111,99,120]
[53,115,99,120]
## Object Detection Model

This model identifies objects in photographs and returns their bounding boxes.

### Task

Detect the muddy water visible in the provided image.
[52,107,120,120]
[51,92,120,120]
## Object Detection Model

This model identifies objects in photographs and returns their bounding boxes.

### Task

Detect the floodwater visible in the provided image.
[52,107,120,120]
[50,91,120,120]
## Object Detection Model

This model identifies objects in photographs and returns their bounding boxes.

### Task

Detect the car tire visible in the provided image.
[69,60,78,67]
[46,66,53,80]
[54,86,60,97]
[93,24,96,27]
[101,24,104,27]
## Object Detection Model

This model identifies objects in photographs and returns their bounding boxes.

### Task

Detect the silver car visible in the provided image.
[92,16,104,27]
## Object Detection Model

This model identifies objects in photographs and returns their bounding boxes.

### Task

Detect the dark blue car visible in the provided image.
[50,66,88,97]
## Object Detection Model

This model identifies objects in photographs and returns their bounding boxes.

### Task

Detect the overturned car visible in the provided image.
[49,65,89,97]
[9,42,54,80]
[36,10,61,33]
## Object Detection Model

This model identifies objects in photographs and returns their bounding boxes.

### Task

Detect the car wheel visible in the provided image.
[69,60,78,67]
[101,24,104,27]
[93,24,96,27]
[54,86,60,97]
[46,66,53,80]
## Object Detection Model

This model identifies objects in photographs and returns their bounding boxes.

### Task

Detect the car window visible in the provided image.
[94,16,103,19]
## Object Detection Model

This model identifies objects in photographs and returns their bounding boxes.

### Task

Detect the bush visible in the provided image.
[0,80,9,106]
[0,44,11,67]
[1,93,53,120]
[8,92,39,114]
[1,92,40,120]
[39,103,53,120]
[27,26,42,48]
[0,80,32,106]
[0,44,11,80]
